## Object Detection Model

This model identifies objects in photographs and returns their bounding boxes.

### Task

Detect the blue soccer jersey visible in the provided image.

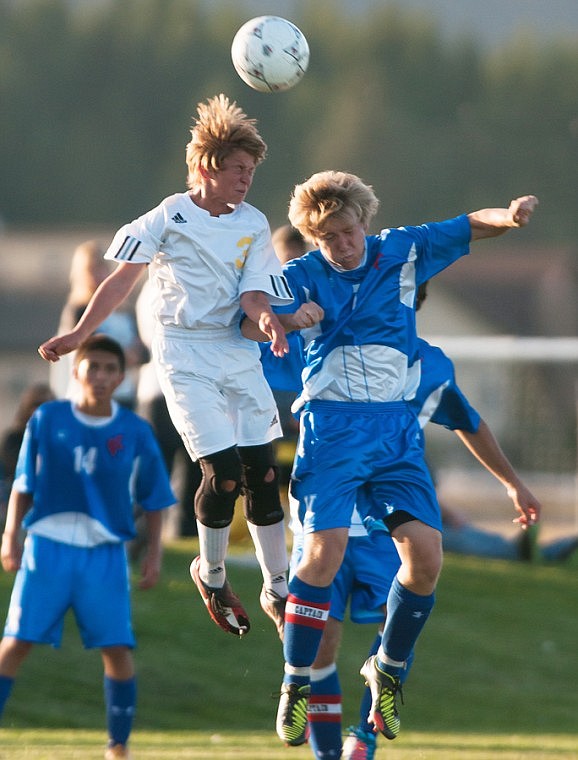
[14,400,175,542]
[413,339,481,433]
[276,215,471,409]
[278,215,471,533]
[259,332,305,393]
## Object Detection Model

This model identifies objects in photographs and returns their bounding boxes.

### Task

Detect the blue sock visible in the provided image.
[104,676,137,746]
[308,664,342,759]
[378,577,434,677]
[283,576,332,687]
[0,675,15,719]
[401,648,415,685]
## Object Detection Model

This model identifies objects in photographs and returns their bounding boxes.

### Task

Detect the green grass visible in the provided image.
[0,539,577,758]
[1,729,577,759]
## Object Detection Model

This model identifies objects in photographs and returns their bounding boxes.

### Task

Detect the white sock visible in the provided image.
[377,645,405,669]
[196,521,230,588]
[247,520,289,598]
[310,663,337,682]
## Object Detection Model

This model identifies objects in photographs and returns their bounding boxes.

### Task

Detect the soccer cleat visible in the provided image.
[104,744,131,759]
[342,725,377,760]
[275,682,311,746]
[189,556,250,636]
[360,656,402,740]
[259,585,287,640]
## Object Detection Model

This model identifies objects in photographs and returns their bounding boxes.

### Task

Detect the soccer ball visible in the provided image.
[231,16,310,93]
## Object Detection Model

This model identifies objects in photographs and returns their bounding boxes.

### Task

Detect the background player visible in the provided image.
[0,335,175,760]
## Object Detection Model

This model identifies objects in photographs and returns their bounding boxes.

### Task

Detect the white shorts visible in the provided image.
[152,327,283,459]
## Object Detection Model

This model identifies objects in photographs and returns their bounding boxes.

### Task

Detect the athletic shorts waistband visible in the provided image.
[303,399,411,414]
[155,324,241,342]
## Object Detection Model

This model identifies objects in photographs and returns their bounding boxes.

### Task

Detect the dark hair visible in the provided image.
[416,281,429,311]
[13,383,55,429]
[74,334,126,372]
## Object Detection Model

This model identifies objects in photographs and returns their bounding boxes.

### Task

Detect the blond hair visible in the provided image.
[185,94,267,188]
[288,171,380,241]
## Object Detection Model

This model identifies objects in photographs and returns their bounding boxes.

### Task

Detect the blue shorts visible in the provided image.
[4,535,135,649]
[291,401,441,534]
[290,528,400,625]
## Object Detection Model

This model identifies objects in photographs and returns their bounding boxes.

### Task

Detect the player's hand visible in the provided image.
[0,532,23,572]
[290,301,324,331]
[508,482,541,529]
[509,195,539,227]
[38,332,81,362]
[139,549,162,589]
[259,312,289,357]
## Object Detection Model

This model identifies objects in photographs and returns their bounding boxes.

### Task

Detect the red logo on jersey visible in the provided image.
[373,252,382,269]
[107,435,124,456]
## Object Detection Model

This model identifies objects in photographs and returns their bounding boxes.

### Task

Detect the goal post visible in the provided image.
[424,336,578,363]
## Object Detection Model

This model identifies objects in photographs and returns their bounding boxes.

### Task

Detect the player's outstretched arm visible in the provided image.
[455,419,541,528]
[38,262,146,362]
[468,195,539,241]
[1,491,32,572]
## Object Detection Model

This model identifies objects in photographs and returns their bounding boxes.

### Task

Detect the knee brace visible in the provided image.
[238,443,284,526]
[194,447,243,528]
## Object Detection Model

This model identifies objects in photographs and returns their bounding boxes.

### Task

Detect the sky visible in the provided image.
[219,0,578,49]
[59,0,578,49]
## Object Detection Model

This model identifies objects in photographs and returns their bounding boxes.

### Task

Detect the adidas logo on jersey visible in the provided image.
[172,212,187,223]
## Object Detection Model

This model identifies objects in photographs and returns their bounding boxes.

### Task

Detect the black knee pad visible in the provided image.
[195,447,243,528]
[238,443,284,526]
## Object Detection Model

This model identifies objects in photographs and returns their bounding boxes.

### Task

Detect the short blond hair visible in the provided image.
[185,94,267,188]
[288,171,380,240]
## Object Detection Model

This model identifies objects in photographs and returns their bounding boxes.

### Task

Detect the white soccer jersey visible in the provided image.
[105,192,293,332]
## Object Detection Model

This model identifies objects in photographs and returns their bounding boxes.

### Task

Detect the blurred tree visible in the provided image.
[0,0,576,242]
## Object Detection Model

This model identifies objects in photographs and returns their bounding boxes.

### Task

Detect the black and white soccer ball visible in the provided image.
[231,16,310,93]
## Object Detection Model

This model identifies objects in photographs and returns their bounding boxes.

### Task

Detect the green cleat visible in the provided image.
[360,656,402,740]
[275,682,310,746]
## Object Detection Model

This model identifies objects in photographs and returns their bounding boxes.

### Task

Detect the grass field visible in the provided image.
[0,538,577,759]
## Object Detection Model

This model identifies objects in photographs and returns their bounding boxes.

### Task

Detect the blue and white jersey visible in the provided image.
[413,339,480,433]
[276,215,471,409]
[259,332,305,393]
[13,400,175,545]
